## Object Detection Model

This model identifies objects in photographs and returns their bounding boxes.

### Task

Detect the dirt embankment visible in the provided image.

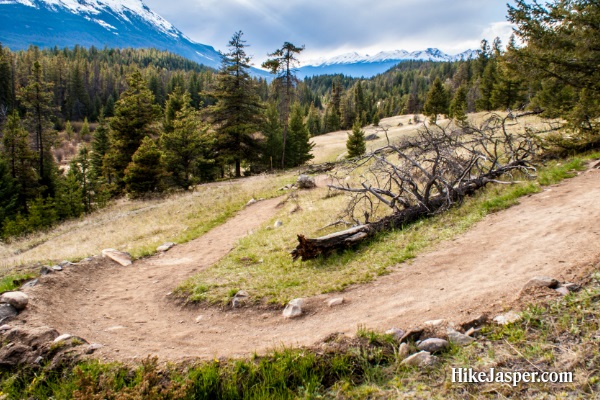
[15,167,600,363]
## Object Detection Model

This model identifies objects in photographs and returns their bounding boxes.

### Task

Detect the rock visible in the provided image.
[400,327,424,343]
[246,198,257,206]
[385,327,405,342]
[417,338,449,353]
[102,249,133,267]
[4,327,59,348]
[493,311,522,325]
[283,298,304,319]
[52,265,63,271]
[157,242,175,252]
[40,266,53,275]
[424,319,445,327]
[231,291,249,308]
[0,325,11,332]
[561,283,581,292]
[459,314,489,331]
[465,327,482,337]
[365,134,379,141]
[398,343,410,360]
[53,334,73,343]
[447,329,475,346]
[326,298,344,307]
[0,291,29,311]
[274,220,283,228]
[0,343,31,367]
[555,286,571,296]
[523,276,559,290]
[21,279,39,289]
[401,351,437,367]
[195,316,203,323]
[0,304,18,323]
[85,343,103,355]
[59,261,75,267]
[296,175,316,189]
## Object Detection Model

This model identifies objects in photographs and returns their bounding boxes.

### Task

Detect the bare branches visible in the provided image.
[291,114,541,261]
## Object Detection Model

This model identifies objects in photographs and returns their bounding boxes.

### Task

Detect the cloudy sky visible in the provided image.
[143,0,515,64]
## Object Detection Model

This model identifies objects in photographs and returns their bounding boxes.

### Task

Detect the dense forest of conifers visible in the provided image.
[0,0,598,240]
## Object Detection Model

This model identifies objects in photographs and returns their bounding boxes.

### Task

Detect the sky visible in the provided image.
[143,0,516,64]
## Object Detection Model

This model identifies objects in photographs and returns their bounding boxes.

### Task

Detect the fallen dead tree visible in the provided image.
[292,113,541,261]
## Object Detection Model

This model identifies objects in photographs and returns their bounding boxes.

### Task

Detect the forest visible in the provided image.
[0,0,598,240]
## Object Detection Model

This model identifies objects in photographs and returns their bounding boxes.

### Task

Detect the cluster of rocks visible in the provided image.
[279,175,317,192]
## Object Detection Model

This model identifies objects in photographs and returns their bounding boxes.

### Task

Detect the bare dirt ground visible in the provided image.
[16,166,600,363]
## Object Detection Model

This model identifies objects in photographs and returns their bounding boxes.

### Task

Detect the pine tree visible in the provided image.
[262,103,283,170]
[91,112,109,179]
[161,93,213,189]
[449,85,469,125]
[423,77,449,123]
[65,120,74,141]
[346,117,366,159]
[53,171,84,219]
[124,136,166,198]
[0,45,13,121]
[476,61,498,111]
[0,156,19,226]
[70,146,94,212]
[285,103,314,167]
[262,42,304,168]
[106,69,160,187]
[163,86,185,134]
[18,60,58,192]
[80,117,91,141]
[209,31,264,177]
[306,103,321,136]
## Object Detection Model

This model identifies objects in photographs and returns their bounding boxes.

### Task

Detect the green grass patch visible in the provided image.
[179,157,590,305]
[0,272,36,293]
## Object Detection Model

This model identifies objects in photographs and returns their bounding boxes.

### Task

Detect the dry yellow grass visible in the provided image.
[0,173,295,271]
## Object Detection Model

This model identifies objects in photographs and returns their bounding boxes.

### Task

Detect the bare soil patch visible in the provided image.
[14,167,600,363]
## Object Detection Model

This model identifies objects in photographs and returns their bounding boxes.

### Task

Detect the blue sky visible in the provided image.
[144,0,515,64]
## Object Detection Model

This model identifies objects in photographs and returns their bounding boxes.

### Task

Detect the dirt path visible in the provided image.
[19,167,600,363]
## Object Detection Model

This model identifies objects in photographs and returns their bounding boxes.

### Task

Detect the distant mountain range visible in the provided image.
[297,48,478,78]
[0,0,476,80]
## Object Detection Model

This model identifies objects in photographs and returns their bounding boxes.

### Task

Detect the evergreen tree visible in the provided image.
[262,103,283,170]
[163,86,185,134]
[476,61,498,111]
[306,103,321,136]
[0,156,19,226]
[449,85,469,125]
[161,93,213,189]
[346,117,366,158]
[209,31,264,177]
[18,60,58,192]
[124,136,166,198]
[285,103,314,167]
[70,146,93,212]
[54,171,84,219]
[65,120,74,140]
[0,45,13,121]
[106,69,160,187]
[423,77,449,123]
[262,42,304,168]
[90,112,109,179]
[80,117,91,141]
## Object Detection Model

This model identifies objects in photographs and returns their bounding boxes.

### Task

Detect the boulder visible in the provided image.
[326,298,344,307]
[385,327,405,342]
[283,298,304,319]
[85,343,103,355]
[296,175,316,189]
[398,342,410,360]
[447,329,475,346]
[0,291,29,311]
[417,338,449,353]
[459,314,489,331]
[4,326,59,348]
[0,304,18,323]
[523,276,559,290]
[157,242,175,252]
[102,248,133,266]
[493,311,522,325]
[401,351,437,367]
[400,327,424,343]
[232,290,250,308]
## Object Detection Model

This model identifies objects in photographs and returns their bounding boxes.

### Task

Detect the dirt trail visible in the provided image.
[19,167,600,363]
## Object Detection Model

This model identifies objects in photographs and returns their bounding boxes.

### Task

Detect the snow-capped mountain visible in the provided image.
[298,48,478,78]
[0,0,225,69]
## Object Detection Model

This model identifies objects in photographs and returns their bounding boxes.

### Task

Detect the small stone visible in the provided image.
[385,327,405,342]
[102,249,133,267]
[0,325,11,332]
[40,266,53,275]
[85,343,103,355]
[296,175,316,189]
[246,198,257,206]
[555,286,570,296]
[417,338,449,353]
[0,304,18,322]
[401,351,437,367]
[21,279,39,289]
[59,261,75,267]
[195,316,203,323]
[398,343,410,360]
[105,326,126,332]
[35,356,43,364]
[0,292,29,311]
[523,276,559,290]
[235,290,249,298]
[283,298,304,319]
[493,311,522,325]
[53,333,73,343]
[326,298,344,307]
[52,265,63,271]
[400,327,424,343]
[561,283,581,292]
[465,327,482,337]
[157,242,175,252]
[424,319,445,327]
[274,220,283,228]
[459,314,488,331]
[447,329,475,346]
